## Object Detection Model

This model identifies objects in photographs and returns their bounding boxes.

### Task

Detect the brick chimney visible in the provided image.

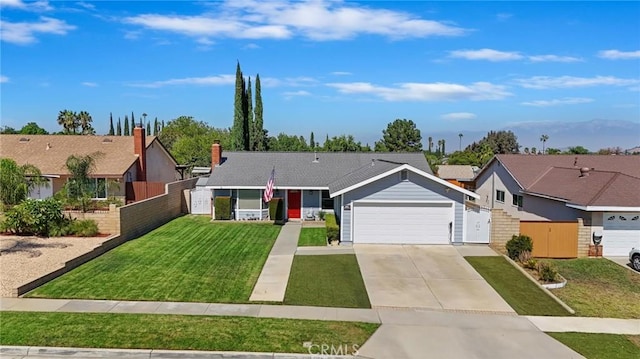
[133,126,147,181]
[212,140,222,168]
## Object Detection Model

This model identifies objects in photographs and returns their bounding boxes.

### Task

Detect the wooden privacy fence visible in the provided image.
[520,221,578,258]
[126,181,165,203]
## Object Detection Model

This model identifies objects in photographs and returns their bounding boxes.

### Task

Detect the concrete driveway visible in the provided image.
[354,244,514,313]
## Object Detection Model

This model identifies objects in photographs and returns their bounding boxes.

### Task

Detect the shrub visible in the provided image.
[517,250,532,264]
[214,196,232,220]
[1,198,68,236]
[506,234,533,260]
[69,219,99,237]
[325,213,339,243]
[318,210,326,221]
[537,260,558,282]
[269,198,284,221]
[523,258,538,270]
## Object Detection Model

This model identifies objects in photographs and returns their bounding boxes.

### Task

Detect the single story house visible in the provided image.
[474,154,640,256]
[200,143,481,245]
[437,165,478,189]
[0,127,179,202]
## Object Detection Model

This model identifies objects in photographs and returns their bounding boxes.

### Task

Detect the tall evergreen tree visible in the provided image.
[146,122,151,133]
[161,120,165,131]
[153,117,159,135]
[124,115,130,136]
[116,117,122,136]
[310,132,315,149]
[131,112,135,130]
[108,113,115,135]
[232,62,246,150]
[246,76,254,150]
[254,74,264,151]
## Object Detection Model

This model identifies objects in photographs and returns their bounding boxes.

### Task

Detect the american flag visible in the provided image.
[263,167,275,202]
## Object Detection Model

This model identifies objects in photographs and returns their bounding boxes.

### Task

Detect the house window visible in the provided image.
[237,189,261,209]
[321,190,333,210]
[512,194,523,208]
[86,178,107,199]
[496,190,505,203]
[400,170,408,181]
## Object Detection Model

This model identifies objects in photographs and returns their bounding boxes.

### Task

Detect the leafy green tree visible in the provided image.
[547,148,561,155]
[108,113,115,135]
[65,152,103,212]
[77,111,95,135]
[447,151,482,167]
[254,74,264,151]
[566,146,590,154]
[123,115,130,136]
[323,134,370,152]
[158,116,230,166]
[424,153,440,175]
[374,119,423,152]
[19,122,48,134]
[116,117,122,136]
[0,158,45,208]
[1,126,18,134]
[540,134,549,154]
[466,130,519,155]
[57,109,78,134]
[232,62,247,150]
[267,133,309,151]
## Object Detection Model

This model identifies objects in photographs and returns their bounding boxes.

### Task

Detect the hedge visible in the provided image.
[269,198,284,221]
[214,196,232,220]
[325,213,339,243]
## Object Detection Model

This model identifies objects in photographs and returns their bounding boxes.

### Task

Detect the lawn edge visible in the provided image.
[500,254,575,315]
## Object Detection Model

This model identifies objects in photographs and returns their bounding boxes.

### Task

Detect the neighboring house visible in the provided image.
[474,154,640,256]
[437,165,478,189]
[200,143,482,245]
[0,127,179,202]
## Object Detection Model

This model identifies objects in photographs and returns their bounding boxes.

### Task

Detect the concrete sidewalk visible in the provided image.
[527,316,640,335]
[249,222,300,302]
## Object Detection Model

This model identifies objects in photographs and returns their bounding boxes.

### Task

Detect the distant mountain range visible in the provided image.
[430,119,640,153]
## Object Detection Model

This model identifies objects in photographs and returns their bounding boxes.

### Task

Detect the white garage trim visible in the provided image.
[602,212,640,256]
[351,200,455,244]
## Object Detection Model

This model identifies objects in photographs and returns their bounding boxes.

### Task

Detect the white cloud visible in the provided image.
[496,13,512,21]
[515,75,640,89]
[0,75,9,83]
[128,75,235,88]
[123,0,468,42]
[282,90,311,100]
[331,71,352,76]
[528,54,583,63]
[0,17,76,44]
[0,0,52,11]
[261,76,318,88]
[521,97,594,107]
[326,81,511,101]
[449,48,523,61]
[0,0,25,8]
[243,43,261,49]
[598,49,640,60]
[81,81,97,87]
[76,2,95,10]
[441,112,477,120]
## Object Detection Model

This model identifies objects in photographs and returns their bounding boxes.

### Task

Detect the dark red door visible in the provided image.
[287,190,301,219]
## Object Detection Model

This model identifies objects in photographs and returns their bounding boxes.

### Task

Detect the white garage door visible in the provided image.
[602,213,640,256]
[352,202,453,244]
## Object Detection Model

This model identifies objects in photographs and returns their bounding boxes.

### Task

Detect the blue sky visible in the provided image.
[1,0,639,149]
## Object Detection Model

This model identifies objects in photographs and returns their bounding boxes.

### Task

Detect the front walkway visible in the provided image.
[249,222,300,302]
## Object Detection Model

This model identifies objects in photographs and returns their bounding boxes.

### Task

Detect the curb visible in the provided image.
[0,346,351,358]
[501,254,576,315]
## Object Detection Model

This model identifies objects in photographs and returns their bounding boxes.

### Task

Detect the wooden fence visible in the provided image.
[125,181,166,203]
[520,221,578,258]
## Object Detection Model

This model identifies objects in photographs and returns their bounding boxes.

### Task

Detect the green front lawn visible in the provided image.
[284,254,371,308]
[0,312,378,354]
[298,227,327,246]
[550,259,640,318]
[549,333,640,359]
[27,216,280,303]
[465,256,571,316]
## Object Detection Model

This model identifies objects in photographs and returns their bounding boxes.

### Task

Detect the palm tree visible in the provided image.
[540,134,549,154]
[77,111,94,135]
[428,136,433,153]
[57,110,77,134]
[458,133,463,151]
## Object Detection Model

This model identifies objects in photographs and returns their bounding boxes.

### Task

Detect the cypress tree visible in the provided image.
[108,113,115,135]
[116,117,122,136]
[146,122,151,134]
[310,132,315,149]
[161,120,165,131]
[232,62,246,150]
[131,112,135,130]
[124,115,130,136]
[246,76,254,150]
[153,117,159,135]
[254,74,264,151]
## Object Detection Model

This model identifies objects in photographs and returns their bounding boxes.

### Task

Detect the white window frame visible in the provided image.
[496,190,505,203]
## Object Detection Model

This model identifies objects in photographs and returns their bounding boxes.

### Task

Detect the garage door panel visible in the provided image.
[602,213,640,256]
[353,202,452,244]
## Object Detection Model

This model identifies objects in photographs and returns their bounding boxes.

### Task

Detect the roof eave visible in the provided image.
[566,204,640,212]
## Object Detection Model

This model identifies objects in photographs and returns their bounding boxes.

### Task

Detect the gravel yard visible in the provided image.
[0,235,109,297]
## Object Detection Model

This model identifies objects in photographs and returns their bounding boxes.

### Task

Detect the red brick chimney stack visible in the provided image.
[133,126,147,181]
[212,140,222,168]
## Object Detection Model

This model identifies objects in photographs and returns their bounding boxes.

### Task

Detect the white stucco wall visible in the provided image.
[145,140,177,183]
[475,160,524,219]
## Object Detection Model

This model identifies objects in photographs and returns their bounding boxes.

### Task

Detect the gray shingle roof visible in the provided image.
[328,160,404,194]
[205,152,431,189]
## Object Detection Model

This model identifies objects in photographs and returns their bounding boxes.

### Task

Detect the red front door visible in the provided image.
[287,190,301,219]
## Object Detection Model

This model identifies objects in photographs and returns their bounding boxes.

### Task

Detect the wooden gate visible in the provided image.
[125,181,166,203]
[520,221,578,258]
